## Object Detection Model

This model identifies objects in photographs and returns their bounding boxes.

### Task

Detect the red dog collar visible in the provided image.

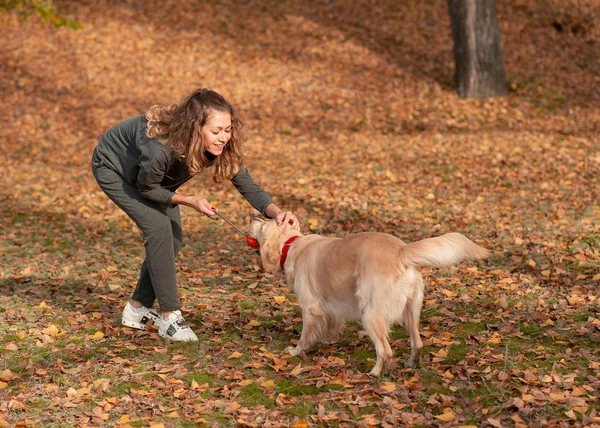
[280,236,299,272]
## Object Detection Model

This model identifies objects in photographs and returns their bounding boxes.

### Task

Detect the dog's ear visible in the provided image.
[257,222,283,273]
[260,234,281,273]
[282,223,297,234]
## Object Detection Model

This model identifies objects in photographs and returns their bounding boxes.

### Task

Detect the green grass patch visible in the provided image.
[456,321,492,336]
[276,378,323,396]
[573,312,595,322]
[418,369,451,395]
[238,299,256,310]
[110,382,145,397]
[202,413,231,426]
[519,323,546,337]
[183,372,224,388]
[238,383,276,408]
[282,399,315,419]
[462,382,514,410]
[261,314,284,329]
[352,347,376,372]
[390,327,409,341]
[445,340,468,365]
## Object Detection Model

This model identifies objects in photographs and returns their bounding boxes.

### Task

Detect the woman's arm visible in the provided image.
[230,165,275,215]
[173,196,298,229]
[172,194,217,216]
[230,165,299,228]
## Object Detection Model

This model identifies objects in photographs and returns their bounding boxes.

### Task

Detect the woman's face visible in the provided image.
[201,110,232,156]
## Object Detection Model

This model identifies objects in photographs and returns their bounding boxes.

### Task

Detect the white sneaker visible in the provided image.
[121,303,160,330]
[156,310,198,342]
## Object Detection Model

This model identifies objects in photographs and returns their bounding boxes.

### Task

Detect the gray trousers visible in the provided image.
[92,152,182,311]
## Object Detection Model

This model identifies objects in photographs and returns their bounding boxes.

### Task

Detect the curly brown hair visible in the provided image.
[145,88,245,183]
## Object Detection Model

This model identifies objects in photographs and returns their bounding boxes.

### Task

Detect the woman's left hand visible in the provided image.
[275,210,299,230]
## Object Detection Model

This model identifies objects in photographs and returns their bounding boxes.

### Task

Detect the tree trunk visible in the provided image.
[447,0,508,99]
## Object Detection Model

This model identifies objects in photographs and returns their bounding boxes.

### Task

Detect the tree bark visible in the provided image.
[447,0,508,99]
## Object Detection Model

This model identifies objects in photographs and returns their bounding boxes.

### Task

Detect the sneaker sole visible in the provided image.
[157,329,198,342]
[122,319,149,330]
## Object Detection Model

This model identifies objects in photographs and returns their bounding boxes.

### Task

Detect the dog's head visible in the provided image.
[248,217,302,273]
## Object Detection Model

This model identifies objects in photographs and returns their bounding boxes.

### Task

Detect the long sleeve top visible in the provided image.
[94,115,275,215]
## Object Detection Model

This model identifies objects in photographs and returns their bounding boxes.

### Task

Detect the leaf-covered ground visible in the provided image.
[1,0,599,426]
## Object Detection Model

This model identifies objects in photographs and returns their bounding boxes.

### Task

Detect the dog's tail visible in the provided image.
[399,232,490,268]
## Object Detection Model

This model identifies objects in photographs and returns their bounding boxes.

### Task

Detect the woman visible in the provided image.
[91,88,298,342]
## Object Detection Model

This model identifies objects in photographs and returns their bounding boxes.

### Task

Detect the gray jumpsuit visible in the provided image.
[91,115,274,311]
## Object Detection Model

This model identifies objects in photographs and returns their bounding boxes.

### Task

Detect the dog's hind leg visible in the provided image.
[325,316,344,342]
[402,284,424,368]
[362,313,393,377]
[286,306,327,357]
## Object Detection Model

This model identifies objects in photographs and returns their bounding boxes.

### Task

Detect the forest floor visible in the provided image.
[1,0,599,427]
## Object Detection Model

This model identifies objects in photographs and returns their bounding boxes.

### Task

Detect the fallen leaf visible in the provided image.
[42,325,59,336]
[261,380,275,388]
[0,370,17,382]
[228,351,243,359]
[379,382,397,392]
[434,411,454,421]
[87,331,105,340]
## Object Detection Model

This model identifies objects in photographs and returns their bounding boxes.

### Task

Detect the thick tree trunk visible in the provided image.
[447,0,508,99]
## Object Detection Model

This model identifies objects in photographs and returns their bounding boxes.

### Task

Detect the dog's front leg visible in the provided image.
[286,306,325,357]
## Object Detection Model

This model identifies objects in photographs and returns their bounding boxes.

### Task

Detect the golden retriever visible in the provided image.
[248,218,490,376]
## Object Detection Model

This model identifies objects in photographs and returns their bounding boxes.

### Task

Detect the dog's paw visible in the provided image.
[368,366,383,377]
[285,346,303,357]
[404,359,419,369]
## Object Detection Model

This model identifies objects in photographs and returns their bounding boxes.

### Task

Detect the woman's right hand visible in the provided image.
[188,196,218,217]
[172,194,217,217]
